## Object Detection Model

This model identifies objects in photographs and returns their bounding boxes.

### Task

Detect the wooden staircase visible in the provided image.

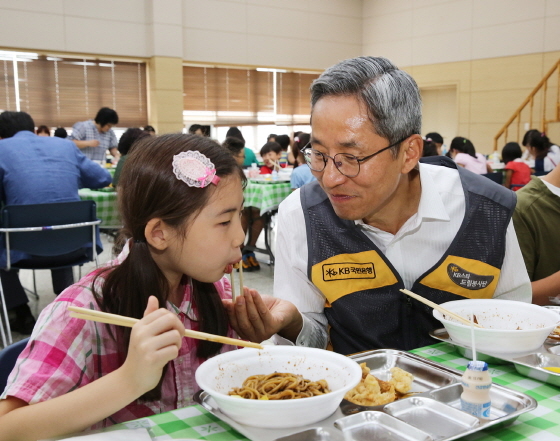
[494,59,560,151]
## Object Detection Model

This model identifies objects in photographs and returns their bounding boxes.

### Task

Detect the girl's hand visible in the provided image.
[223,289,302,343]
[121,296,185,394]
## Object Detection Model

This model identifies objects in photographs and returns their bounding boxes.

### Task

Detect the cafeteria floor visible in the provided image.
[9,231,275,344]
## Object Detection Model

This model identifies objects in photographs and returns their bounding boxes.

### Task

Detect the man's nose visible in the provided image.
[320,157,346,188]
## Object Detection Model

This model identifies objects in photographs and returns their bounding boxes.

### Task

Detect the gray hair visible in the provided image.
[310,57,422,156]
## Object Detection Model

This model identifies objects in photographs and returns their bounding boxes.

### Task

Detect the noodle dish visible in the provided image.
[195,346,362,429]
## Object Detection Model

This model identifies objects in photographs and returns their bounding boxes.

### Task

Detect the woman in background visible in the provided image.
[522,130,560,176]
[449,136,492,174]
[290,133,316,190]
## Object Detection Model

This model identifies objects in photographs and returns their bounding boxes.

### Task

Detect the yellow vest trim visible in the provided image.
[419,255,499,299]
[311,250,399,305]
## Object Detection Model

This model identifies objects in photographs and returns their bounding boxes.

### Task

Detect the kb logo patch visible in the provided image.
[447,263,494,290]
[322,262,376,282]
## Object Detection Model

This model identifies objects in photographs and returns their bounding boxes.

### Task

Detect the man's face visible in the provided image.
[99,123,113,133]
[310,95,416,225]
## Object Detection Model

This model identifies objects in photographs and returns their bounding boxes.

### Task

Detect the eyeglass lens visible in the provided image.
[305,150,360,177]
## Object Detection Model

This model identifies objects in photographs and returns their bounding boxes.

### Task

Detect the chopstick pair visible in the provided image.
[230,261,244,302]
[400,289,484,328]
[67,305,263,349]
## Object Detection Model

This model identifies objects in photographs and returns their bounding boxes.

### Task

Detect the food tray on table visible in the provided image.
[194,349,536,441]
[430,327,560,387]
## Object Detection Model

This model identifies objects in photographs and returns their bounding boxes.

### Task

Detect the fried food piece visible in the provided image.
[344,363,402,406]
[390,366,414,394]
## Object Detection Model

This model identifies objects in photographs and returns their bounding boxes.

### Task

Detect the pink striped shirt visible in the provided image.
[1,243,237,429]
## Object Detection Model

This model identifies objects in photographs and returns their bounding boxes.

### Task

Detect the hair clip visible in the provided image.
[294,136,300,143]
[172,151,220,188]
[426,138,432,142]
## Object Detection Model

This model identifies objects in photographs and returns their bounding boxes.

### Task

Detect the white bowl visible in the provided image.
[195,346,362,429]
[433,299,559,357]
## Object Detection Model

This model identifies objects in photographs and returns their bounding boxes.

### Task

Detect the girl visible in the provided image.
[290,132,316,191]
[522,130,560,176]
[0,134,246,440]
[501,142,531,190]
[449,136,492,174]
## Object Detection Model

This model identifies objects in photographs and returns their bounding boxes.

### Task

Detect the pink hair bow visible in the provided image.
[172,151,220,188]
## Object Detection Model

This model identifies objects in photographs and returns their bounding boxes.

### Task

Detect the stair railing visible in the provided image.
[494,59,560,151]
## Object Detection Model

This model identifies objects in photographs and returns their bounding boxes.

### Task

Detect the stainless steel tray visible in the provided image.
[430,327,560,387]
[194,349,536,441]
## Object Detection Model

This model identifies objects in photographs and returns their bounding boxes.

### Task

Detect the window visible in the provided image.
[183,65,319,128]
[0,50,147,128]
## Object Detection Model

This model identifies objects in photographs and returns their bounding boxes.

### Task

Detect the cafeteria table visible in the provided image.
[243,179,291,216]
[243,180,292,265]
[78,187,121,230]
[94,342,560,440]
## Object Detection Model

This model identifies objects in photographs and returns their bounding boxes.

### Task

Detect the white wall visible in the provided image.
[0,0,362,70]
[363,0,560,67]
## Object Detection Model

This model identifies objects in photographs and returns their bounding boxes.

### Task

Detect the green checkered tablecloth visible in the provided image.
[78,188,121,229]
[244,180,291,215]
[103,342,560,440]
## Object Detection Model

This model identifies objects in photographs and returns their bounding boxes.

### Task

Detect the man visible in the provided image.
[226,57,531,355]
[69,107,119,162]
[513,165,560,305]
[0,111,112,334]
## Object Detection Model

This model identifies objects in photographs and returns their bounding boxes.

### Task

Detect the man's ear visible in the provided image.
[401,134,423,174]
[144,218,170,251]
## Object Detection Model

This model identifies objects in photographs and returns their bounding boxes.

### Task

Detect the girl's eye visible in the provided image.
[220,221,231,226]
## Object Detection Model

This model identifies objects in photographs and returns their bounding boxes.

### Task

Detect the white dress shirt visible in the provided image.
[273,163,532,348]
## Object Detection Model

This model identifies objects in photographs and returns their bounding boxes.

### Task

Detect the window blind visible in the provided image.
[0,53,147,128]
[183,65,318,126]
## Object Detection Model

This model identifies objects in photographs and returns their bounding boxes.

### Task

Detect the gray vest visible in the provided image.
[301,156,516,355]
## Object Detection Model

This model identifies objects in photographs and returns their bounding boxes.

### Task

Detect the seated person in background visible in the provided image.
[143,125,156,136]
[522,130,560,176]
[222,136,246,167]
[224,56,531,355]
[449,136,493,174]
[36,125,50,136]
[275,134,291,166]
[501,142,531,191]
[291,132,316,190]
[425,132,444,155]
[259,141,284,174]
[267,133,277,143]
[513,164,560,305]
[53,127,68,138]
[0,111,112,334]
[422,138,439,157]
[69,107,119,162]
[226,127,257,168]
[188,124,204,136]
[113,128,151,187]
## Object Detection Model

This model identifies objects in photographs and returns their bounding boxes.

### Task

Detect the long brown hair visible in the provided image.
[94,134,244,400]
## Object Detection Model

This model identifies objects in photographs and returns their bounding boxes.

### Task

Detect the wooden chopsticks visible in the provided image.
[400,288,484,328]
[68,305,263,349]
[230,262,243,303]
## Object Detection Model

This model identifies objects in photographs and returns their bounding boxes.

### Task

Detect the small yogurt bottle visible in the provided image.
[460,360,492,419]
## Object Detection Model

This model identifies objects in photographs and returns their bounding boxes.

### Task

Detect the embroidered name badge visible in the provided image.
[322,262,376,282]
[447,263,494,290]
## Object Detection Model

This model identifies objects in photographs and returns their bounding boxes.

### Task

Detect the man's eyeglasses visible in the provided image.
[302,136,410,178]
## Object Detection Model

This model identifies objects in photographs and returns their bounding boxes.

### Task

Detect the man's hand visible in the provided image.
[223,288,303,343]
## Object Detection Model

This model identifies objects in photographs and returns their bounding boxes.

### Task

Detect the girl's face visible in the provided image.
[262,151,280,168]
[162,174,245,285]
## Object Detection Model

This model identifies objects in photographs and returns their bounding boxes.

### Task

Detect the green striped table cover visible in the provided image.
[107,342,560,440]
[243,181,291,215]
[78,188,121,229]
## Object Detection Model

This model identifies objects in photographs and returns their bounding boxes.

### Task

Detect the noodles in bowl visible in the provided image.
[195,346,362,428]
[229,372,330,400]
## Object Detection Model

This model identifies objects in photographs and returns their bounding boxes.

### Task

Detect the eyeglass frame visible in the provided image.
[302,135,411,178]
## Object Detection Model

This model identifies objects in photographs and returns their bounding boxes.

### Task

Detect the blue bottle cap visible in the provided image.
[467,360,488,371]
